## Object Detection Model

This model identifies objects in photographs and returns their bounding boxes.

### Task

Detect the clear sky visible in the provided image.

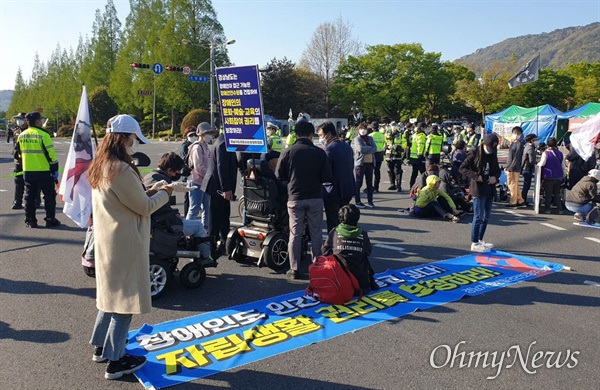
[1,0,599,91]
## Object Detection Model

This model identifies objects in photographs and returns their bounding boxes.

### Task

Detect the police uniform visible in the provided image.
[425,129,444,167]
[15,112,60,228]
[384,129,404,191]
[371,128,385,192]
[409,127,427,188]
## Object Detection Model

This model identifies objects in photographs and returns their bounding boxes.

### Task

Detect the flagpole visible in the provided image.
[83,83,99,148]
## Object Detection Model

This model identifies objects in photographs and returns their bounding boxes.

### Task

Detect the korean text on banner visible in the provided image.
[58,85,95,228]
[215,65,267,153]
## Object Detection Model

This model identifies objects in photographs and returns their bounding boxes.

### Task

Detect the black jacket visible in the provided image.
[201,134,238,196]
[142,169,182,228]
[276,138,333,201]
[459,147,501,198]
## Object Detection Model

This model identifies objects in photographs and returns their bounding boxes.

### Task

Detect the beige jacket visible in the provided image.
[92,163,169,314]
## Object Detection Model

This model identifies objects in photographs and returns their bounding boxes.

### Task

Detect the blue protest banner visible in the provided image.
[129,251,563,389]
[215,65,267,153]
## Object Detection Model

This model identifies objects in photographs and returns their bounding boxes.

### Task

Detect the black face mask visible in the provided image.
[171,173,182,182]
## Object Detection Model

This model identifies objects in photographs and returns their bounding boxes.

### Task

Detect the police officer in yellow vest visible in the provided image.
[384,123,404,192]
[370,121,385,193]
[15,112,61,228]
[409,122,427,188]
[425,124,444,167]
[267,122,284,153]
[461,123,481,150]
[402,122,413,161]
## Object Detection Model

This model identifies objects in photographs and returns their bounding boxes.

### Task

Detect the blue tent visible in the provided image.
[485,104,562,143]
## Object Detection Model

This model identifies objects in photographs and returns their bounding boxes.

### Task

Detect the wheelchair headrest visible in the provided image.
[246,159,270,176]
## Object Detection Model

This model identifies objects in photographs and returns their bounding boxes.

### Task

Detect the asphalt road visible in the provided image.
[0,139,598,390]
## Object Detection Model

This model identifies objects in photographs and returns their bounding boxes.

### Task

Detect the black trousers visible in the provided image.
[373,158,383,191]
[386,160,403,188]
[24,176,56,222]
[409,158,426,188]
[207,193,231,243]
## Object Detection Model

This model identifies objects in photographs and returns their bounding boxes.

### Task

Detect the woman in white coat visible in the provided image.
[87,115,173,380]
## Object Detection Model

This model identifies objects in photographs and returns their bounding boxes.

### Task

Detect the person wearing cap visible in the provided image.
[462,124,481,150]
[383,123,403,191]
[425,124,444,167]
[369,121,385,193]
[565,169,600,222]
[459,133,501,252]
[86,114,174,380]
[409,122,427,189]
[505,126,526,208]
[186,122,214,227]
[15,111,61,228]
[267,122,284,153]
[11,112,31,210]
[352,123,377,208]
[537,137,565,214]
[521,133,538,205]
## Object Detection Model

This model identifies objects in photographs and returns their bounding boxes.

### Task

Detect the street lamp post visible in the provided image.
[182,38,236,129]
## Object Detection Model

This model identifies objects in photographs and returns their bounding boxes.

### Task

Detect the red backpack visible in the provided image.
[306,254,361,305]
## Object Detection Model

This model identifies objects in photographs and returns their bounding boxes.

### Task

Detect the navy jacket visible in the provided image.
[322,137,355,203]
[201,134,238,196]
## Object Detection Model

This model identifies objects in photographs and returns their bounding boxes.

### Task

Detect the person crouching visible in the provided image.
[412,175,461,222]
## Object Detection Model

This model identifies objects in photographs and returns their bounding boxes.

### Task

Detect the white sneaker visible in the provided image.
[470,242,486,252]
[479,240,494,250]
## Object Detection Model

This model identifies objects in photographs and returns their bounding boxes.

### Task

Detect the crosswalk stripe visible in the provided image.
[540,223,566,231]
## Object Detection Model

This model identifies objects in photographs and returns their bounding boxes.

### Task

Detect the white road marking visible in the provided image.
[584,237,600,244]
[375,244,406,252]
[0,189,7,192]
[583,280,600,286]
[540,222,566,231]
[502,209,526,217]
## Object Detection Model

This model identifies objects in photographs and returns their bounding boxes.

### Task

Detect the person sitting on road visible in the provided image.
[565,168,600,223]
[322,204,378,294]
[410,164,471,213]
[143,152,215,267]
[412,175,461,222]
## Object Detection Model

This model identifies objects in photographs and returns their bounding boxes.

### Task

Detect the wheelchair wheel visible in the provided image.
[149,258,172,299]
[226,232,245,262]
[179,262,206,289]
[265,232,289,271]
[237,196,245,218]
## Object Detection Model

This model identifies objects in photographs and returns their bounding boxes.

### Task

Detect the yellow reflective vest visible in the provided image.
[425,133,444,156]
[269,134,284,153]
[371,131,385,152]
[285,131,297,148]
[17,126,58,173]
[410,132,427,159]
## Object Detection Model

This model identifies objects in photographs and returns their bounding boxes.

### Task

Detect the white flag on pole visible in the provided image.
[59,85,95,228]
[569,112,600,161]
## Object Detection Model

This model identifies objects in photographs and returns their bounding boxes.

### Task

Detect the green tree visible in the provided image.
[89,85,119,125]
[261,58,300,117]
[332,43,457,121]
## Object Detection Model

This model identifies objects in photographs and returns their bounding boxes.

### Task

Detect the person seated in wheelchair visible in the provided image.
[142,152,216,267]
[242,158,288,227]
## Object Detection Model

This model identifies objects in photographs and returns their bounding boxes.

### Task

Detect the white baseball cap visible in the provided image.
[588,169,600,181]
[106,114,150,144]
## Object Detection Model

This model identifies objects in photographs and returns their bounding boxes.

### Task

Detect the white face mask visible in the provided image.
[203,134,213,143]
[359,129,368,136]
[318,137,327,146]
[188,136,198,143]
[127,137,139,155]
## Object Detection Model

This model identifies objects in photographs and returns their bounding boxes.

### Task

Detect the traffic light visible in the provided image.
[166,66,184,72]
[131,63,150,69]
